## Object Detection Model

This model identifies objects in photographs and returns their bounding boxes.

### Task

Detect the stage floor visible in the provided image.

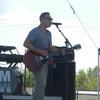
[2,95,62,100]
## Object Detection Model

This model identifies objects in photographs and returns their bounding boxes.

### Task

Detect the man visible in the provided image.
[23,12,60,100]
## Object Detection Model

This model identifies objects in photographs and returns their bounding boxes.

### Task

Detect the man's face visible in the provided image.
[42,14,53,27]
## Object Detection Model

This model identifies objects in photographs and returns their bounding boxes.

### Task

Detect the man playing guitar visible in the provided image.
[23,12,60,100]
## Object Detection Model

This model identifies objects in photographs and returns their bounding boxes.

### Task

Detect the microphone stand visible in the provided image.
[55,25,73,48]
[55,25,76,100]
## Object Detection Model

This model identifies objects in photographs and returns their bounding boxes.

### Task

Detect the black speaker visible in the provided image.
[45,61,76,100]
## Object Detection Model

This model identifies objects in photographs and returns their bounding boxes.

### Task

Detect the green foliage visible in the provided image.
[23,70,35,87]
[76,66,98,91]
[76,70,88,90]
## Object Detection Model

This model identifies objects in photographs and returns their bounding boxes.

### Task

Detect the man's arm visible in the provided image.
[49,44,60,53]
[49,44,66,56]
[23,37,48,56]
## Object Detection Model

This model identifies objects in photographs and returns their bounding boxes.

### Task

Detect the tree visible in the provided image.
[76,70,87,90]
[76,66,98,91]
[86,67,97,90]
[23,70,35,87]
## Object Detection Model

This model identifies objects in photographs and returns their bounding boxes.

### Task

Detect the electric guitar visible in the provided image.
[23,44,81,72]
[23,50,53,72]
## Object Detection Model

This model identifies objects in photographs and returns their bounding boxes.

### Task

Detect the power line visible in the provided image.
[66,0,98,49]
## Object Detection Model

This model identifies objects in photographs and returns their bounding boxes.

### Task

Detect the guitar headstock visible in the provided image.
[73,44,81,50]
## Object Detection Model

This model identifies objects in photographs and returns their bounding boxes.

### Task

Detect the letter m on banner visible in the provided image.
[0,70,11,92]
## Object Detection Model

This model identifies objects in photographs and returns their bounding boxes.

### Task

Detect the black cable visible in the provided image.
[66,0,98,49]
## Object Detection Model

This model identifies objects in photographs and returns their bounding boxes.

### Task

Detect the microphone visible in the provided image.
[51,22,62,26]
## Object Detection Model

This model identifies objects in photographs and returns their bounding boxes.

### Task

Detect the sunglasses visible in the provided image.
[44,17,53,21]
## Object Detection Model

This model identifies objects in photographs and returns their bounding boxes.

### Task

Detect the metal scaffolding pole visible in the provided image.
[97,48,100,100]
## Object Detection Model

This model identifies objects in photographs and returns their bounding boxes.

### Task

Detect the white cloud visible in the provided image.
[0,5,40,26]
[4,6,35,20]
[97,0,100,4]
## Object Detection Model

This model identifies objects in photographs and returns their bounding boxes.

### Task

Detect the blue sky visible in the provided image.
[0,0,100,72]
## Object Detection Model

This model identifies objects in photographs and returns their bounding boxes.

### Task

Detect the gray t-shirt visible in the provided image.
[27,26,52,50]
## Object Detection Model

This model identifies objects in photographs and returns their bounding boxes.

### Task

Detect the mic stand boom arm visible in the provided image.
[55,25,73,49]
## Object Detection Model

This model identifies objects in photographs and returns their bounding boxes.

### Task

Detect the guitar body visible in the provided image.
[23,50,44,72]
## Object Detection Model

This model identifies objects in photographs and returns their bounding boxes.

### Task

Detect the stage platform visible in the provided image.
[2,95,62,100]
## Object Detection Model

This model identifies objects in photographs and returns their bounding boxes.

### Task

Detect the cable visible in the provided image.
[66,0,98,49]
